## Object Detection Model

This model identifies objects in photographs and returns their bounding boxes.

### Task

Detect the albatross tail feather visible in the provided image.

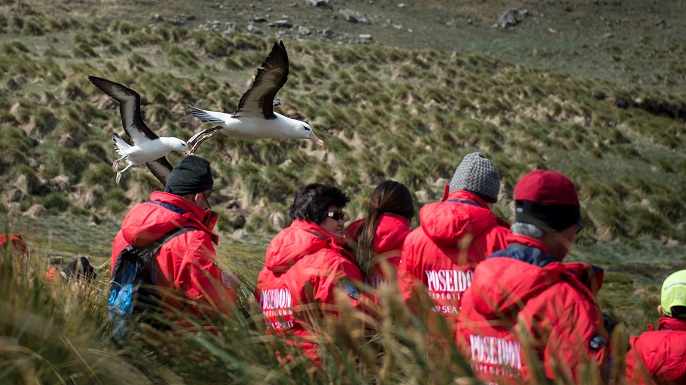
[112,133,131,156]
[186,105,225,123]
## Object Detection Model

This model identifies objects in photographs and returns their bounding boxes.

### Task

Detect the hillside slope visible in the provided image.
[1,0,685,249]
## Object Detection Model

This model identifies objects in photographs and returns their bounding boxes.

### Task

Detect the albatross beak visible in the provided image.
[309,132,325,147]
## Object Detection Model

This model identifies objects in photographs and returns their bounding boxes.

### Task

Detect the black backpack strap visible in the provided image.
[125,226,199,321]
[136,226,200,267]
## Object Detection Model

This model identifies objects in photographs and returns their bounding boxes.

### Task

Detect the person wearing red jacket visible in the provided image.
[397,152,510,335]
[255,183,363,364]
[110,156,237,326]
[456,170,610,384]
[345,180,414,304]
[626,269,686,385]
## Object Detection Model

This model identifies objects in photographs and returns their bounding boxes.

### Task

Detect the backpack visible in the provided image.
[108,226,197,337]
[61,257,97,283]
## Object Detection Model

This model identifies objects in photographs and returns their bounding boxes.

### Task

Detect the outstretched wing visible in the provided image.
[234,41,289,120]
[186,105,225,124]
[146,157,173,186]
[88,76,159,144]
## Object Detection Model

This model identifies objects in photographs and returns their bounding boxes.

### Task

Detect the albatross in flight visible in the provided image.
[89,76,188,185]
[186,41,324,154]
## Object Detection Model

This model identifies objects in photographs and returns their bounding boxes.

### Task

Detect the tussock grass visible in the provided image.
[0,233,643,384]
[0,10,685,247]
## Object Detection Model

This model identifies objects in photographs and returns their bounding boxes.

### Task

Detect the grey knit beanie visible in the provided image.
[449,152,500,203]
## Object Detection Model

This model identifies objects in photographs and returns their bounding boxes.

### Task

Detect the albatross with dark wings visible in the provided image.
[186,41,324,154]
[89,76,188,185]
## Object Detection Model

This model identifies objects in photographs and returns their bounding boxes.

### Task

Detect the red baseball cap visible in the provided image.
[514,170,579,205]
[514,170,580,232]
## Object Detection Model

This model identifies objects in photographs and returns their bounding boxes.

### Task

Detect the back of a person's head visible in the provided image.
[513,170,580,234]
[289,183,350,225]
[164,155,213,196]
[661,270,686,320]
[355,181,414,274]
[449,152,500,203]
[367,180,414,222]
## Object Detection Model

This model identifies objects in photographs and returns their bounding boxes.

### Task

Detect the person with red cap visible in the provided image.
[255,183,364,364]
[456,170,609,384]
[397,152,510,338]
[626,269,686,384]
[110,155,237,328]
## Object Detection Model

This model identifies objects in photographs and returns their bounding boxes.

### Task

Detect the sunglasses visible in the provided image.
[326,211,345,221]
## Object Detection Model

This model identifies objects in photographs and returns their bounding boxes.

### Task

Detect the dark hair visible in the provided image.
[672,306,686,320]
[289,183,350,225]
[356,181,414,274]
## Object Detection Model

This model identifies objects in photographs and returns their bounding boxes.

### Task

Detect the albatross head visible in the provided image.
[162,137,190,154]
[300,123,325,147]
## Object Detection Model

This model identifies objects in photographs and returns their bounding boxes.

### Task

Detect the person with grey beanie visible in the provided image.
[397,152,511,343]
[110,155,239,331]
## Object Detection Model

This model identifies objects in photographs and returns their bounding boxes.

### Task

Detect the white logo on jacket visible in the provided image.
[424,269,474,314]
[260,288,294,329]
[469,335,523,379]
[425,269,473,292]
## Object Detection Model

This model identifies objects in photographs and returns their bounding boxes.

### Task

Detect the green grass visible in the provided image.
[0,224,653,384]
[0,1,685,382]
[1,9,685,243]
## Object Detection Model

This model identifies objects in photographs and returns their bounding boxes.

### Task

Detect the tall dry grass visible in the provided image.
[0,224,637,385]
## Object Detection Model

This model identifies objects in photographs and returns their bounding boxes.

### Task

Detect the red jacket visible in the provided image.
[345,213,411,290]
[626,317,686,385]
[456,234,609,384]
[111,191,236,320]
[397,189,510,329]
[255,219,363,363]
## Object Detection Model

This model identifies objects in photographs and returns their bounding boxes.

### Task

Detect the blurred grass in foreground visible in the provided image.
[0,219,655,385]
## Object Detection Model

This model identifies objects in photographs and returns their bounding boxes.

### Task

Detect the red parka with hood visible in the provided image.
[111,191,236,320]
[345,213,411,290]
[456,235,610,384]
[255,219,364,363]
[625,317,686,385]
[397,189,510,328]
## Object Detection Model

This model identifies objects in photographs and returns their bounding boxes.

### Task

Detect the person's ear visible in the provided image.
[657,305,664,317]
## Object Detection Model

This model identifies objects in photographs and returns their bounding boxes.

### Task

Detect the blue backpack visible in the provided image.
[108,226,196,337]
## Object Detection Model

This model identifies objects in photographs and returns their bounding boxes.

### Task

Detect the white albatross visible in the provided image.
[88,76,188,185]
[186,41,324,154]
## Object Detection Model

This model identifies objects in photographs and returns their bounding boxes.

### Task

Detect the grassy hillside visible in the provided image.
[2,0,686,242]
[1,0,686,382]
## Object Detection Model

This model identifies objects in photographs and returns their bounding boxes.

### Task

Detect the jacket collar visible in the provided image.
[441,188,490,209]
[291,219,346,244]
[149,191,219,244]
[506,234,552,254]
[657,317,686,331]
[489,234,557,268]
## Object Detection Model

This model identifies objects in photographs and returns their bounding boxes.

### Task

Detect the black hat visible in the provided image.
[165,156,213,195]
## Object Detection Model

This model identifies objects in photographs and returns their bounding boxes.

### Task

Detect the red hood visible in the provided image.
[470,256,570,319]
[345,214,411,254]
[470,236,599,320]
[419,190,506,246]
[120,191,219,247]
[657,317,686,331]
[265,219,349,272]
